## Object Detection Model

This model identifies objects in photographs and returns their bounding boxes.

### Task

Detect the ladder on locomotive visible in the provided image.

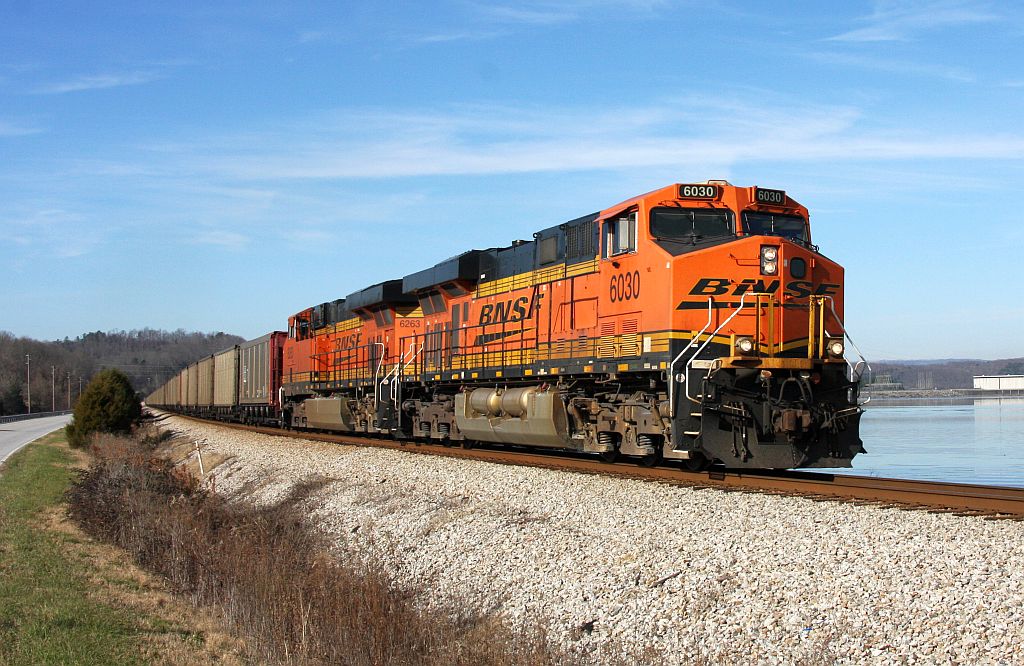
[669,294,768,444]
[376,342,422,430]
[670,293,871,445]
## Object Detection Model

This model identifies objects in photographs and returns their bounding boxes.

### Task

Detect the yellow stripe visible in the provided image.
[476,259,598,297]
[294,333,817,383]
[329,317,362,333]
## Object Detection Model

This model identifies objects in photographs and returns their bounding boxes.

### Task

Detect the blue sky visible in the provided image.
[2,0,1023,360]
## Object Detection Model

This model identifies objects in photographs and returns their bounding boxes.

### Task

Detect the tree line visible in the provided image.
[869,357,1024,390]
[0,329,243,415]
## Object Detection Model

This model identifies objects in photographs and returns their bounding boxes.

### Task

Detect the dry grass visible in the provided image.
[67,432,566,666]
[55,433,249,664]
[41,506,248,666]
[0,430,244,666]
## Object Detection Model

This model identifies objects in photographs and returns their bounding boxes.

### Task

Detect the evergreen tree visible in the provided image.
[65,369,142,448]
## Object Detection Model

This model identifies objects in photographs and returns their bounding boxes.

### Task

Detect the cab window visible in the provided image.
[742,212,808,243]
[603,212,636,258]
[649,207,734,241]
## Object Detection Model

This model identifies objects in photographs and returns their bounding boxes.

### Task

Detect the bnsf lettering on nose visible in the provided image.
[478,294,543,325]
[689,278,840,298]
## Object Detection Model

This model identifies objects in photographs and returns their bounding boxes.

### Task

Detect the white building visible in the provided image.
[973,375,1024,391]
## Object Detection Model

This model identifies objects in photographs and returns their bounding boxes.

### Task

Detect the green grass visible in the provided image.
[0,432,148,665]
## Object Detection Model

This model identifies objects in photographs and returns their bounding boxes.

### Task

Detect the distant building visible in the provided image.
[864,373,904,391]
[973,375,1024,391]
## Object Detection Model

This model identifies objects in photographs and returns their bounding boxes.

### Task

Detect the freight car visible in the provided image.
[147,181,867,470]
[155,334,285,426]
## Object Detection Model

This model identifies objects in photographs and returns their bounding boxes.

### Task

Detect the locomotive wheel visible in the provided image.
[683,453,709,472]
[637,452,662,468]
[599,450,619,464]
[461,440,474,450]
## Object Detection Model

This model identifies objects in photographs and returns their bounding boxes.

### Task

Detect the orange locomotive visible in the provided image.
[277,181,866,470]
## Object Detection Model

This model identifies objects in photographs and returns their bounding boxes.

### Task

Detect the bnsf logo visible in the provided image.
[689,278,840,298]
[478,293,545,325]
[333,332,362,350]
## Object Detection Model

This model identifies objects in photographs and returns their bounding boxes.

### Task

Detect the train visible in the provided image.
[146,181,867,470]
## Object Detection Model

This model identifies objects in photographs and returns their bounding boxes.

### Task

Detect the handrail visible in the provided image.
[382,342,418,383]
[685,292,761,404]
[370,342,386,410]
[388,342,422,404]
[672,293,870,414]
[818,296,871,384]
[818,296,872,406]
[668,298,713,417]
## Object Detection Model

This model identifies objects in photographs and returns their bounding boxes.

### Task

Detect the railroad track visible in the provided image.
[167,414,1024,520]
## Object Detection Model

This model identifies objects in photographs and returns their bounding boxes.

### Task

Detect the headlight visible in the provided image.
[827,338,845,357]
[735,337,755,355]
[760,246,779,275]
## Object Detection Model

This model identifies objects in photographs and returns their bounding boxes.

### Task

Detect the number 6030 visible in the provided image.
[610,271,640,302]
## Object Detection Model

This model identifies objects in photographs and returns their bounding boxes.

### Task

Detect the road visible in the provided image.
[0,414,73,465]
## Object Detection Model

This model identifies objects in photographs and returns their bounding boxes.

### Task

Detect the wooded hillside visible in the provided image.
[0,329,243,415]
[869,358,1024,390]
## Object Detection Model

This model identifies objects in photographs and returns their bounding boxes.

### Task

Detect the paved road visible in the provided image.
[0,414,73,465]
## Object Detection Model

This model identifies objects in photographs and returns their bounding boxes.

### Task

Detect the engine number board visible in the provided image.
[754,188,787,205]
[678,184,719,200]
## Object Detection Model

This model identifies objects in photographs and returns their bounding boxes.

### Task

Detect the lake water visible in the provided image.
[818,397,1024,488]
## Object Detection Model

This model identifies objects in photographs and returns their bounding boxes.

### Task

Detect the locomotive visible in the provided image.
[147,181,867,470]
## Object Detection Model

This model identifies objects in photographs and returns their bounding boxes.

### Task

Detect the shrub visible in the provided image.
[67,435,563,665]
[65,369,142,448]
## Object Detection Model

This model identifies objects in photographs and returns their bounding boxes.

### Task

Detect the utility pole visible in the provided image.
[79,377,83,400]
[51,366,56,412]
[67,373,71,410]
[25,354,31,414]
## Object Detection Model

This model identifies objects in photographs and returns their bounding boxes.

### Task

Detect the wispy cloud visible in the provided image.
[192,230,250,249]
[416,30,505,44]
[827,0,998,42]
[286,229,335,244]
[1,208,102,259]
[33,70,162,94]
[401,1,674,45]
[0,120,43,137]
[298,30,329,43]
[150,98,1024,183]
[467,0,670,26]
[807,50,975,82]
[473,4,577,25]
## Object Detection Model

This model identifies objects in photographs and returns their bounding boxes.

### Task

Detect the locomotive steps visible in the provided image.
[159,413,1024,664]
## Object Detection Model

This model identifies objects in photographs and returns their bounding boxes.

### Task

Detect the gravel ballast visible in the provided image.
[163,416,1024,664]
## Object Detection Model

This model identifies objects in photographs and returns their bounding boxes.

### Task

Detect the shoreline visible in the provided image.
[864,388,1024,403]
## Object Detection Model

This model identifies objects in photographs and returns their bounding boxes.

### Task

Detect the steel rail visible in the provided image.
[165,415,1024,520]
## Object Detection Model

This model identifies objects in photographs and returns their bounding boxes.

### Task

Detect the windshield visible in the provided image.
[742,212,808,243]
[650,207,734,242]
